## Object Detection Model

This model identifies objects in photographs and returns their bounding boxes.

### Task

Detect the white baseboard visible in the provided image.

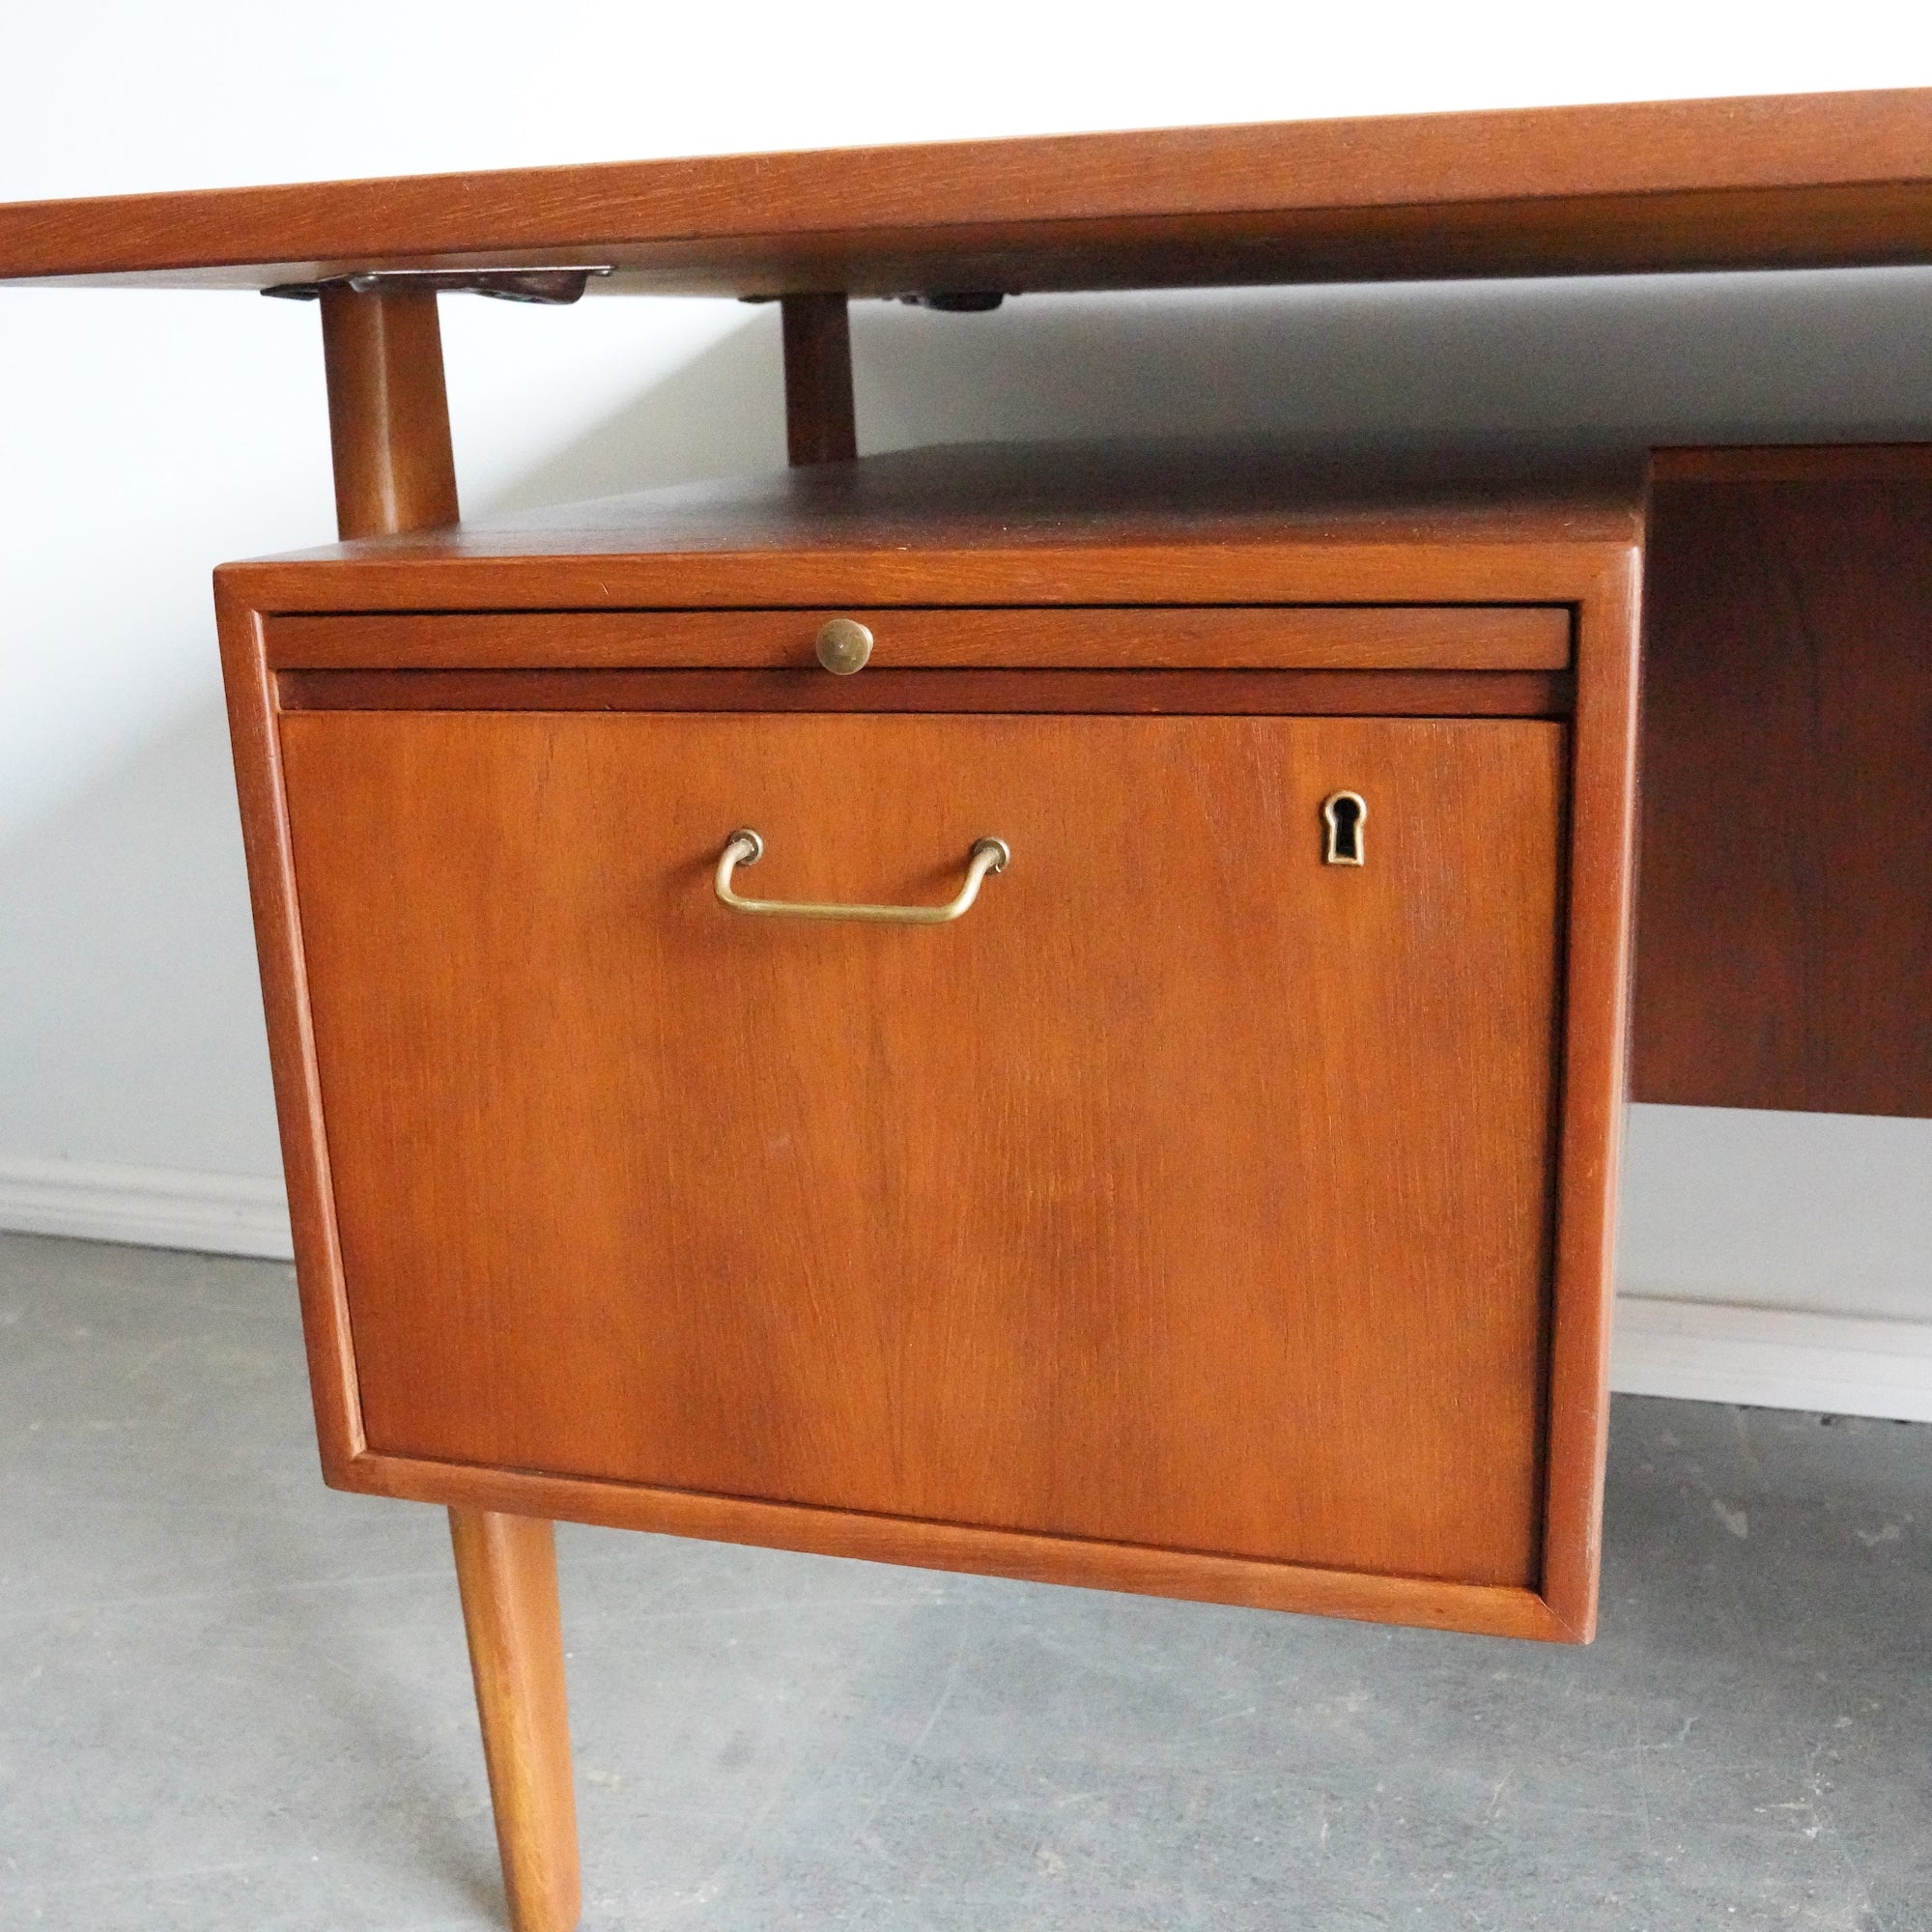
[1611,1294,1932,1424]
[0,1155,293,1261]
[1,1159,1926,1420]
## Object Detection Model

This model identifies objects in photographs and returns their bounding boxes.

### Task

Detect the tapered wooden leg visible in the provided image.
[448,1508,582,1932]
[319,283,460,540]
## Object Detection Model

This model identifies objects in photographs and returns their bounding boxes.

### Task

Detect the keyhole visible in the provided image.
[1321,791,1367,866]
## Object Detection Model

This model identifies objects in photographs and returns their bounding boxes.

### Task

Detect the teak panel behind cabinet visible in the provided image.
[281,709,1565,1592]
[1634,453,1932,1117]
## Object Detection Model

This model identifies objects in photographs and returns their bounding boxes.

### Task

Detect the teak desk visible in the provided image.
[7,90,1932,1932]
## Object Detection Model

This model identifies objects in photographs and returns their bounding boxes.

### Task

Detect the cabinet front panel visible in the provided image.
[280,710,1564,1587]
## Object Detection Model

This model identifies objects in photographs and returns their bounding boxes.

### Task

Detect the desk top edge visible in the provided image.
[7,87,1932,295]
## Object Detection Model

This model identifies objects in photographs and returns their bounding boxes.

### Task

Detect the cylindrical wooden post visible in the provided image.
[449,1509,582,1932]
[780,293,857,466]
[318,284,460,539]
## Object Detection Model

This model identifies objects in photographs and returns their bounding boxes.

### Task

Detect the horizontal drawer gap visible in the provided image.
[276,668,1575,717]
[264,605,1572,672]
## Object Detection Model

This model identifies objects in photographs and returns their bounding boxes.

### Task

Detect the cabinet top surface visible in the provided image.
[6,88,1932,296]
[215,440,1644,613]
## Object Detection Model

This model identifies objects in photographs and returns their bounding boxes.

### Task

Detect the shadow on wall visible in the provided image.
[846,270,1932,452]
[475,304,785,512]
[8,267,1932,1182]
[484,268,1932,517]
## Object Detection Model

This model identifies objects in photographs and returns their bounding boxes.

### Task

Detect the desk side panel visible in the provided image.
[214,582,364,1472]
[1634,451,1932,1117]
[1539,554,1643,1640]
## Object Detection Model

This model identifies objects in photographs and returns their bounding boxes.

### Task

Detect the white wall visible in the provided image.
[3,3,1930,1411]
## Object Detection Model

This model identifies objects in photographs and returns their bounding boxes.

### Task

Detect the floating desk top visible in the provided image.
[3,88,1932,295]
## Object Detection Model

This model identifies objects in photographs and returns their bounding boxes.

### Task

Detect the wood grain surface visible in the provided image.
[230,539,1634,621]
[1634,455,1932,1116]
[319,286,459,540]
[780,294,857,466]
[8,89,1932,293]
[273,667,1573,716]
[221,448,1639,1638]
[1534,546,1641,1640]
[218,439,1644,617]
[397,1454,1580,1640]
[449,1510,580,1932]
[1650,443,1932,483]
[262,604,1573,672]
[280,710,1565,1590]
[215,593,369,1474]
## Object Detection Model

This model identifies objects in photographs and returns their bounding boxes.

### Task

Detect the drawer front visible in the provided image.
[265,605,1573,671]
[281,710,1564,1588]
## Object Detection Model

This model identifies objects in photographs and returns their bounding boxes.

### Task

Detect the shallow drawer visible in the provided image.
[264,604,1572,671]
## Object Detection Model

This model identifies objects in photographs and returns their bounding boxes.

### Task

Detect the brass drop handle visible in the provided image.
[714,830,1010,923]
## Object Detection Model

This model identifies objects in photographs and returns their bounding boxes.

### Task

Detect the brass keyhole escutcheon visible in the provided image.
[815,617,873,674]
[1321,790,1367,866]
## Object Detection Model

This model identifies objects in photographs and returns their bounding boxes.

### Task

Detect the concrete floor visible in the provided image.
[0,1232,1925,1931]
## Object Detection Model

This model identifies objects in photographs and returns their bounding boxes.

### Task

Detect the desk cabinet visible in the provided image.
[217,452,1642,1651]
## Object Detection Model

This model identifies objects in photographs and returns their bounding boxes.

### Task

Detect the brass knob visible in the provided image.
[815,617,873,674]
